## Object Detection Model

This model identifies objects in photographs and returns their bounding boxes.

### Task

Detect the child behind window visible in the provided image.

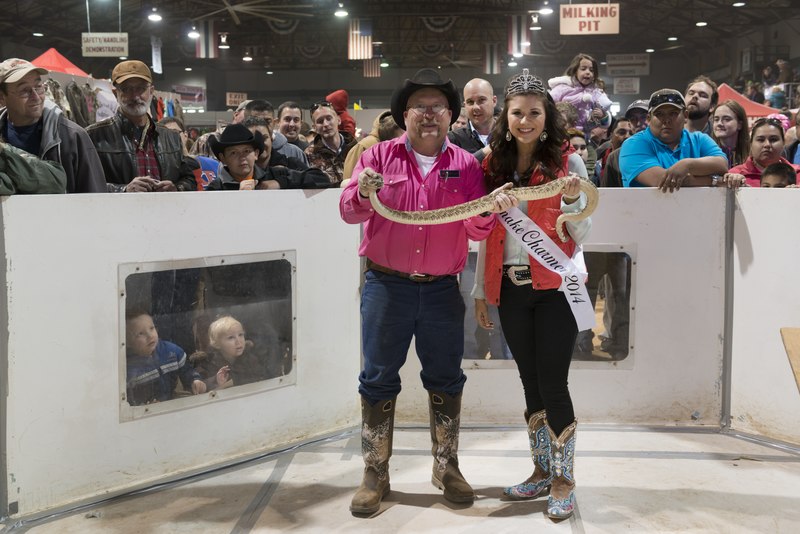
[125,310,206,405]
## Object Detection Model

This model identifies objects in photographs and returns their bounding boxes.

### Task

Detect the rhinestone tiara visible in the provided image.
[505,68,546,97]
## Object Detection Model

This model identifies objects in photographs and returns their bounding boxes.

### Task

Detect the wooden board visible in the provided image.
[780,327,800,396]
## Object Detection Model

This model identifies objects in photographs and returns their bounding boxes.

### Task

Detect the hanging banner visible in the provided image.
[363,58,381,78]
[151,37,162,75]
[348,19,373,60]
[82,33,128,57]
[560,3,620,35]
[484,43,501,75]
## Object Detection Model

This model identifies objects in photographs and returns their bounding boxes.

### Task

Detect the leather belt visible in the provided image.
[503,265,532,286]
[366,259,450,283]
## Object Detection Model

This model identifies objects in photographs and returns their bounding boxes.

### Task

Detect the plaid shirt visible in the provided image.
[132,121,161,180]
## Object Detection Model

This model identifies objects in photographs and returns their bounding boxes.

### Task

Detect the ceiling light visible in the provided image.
[508,61,518,67]
[148,7,162,22]
[218,33,230,49]
[334,3,348,17]
[32,32,44,37]
[520,41,530,46]
[696,21,708,27]
[600,61,607,65]
[380,61,389,68]
[188,26,200,39]
[266,70,274,75]
[733,2,745,6]
[530,26,542,30]
[185,67,192,71]
[645,48,655,53]
[243,51,253,62]
[513,52,523,58]
[119,56,127,60]
[667,36,678,41]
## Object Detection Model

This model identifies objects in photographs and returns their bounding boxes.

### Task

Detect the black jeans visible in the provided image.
[498,278,578,435]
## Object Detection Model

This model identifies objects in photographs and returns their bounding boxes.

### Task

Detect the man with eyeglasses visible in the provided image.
[619,88,729,192]
[340,68,513,515]
[305,100,356,184]
[86,60,195,193]
[0,58,106,193]
[447,78,497,155]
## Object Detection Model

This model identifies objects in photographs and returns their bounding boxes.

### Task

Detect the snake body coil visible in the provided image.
[369,175,598,242]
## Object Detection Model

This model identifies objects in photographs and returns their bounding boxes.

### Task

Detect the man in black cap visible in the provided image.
[624,99,649,133]
[86,59,195,192]
[619,88,728,192]
[340,68,514,515]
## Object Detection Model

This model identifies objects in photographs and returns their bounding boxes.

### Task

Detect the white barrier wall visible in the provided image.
[0,191,362,518]
[731,191,800,443]
[399,188,729,426]
[6,187,799,520]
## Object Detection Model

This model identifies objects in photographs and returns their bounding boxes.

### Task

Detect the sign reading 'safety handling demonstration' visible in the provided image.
[82,33,128,57]
[560,3,620,35]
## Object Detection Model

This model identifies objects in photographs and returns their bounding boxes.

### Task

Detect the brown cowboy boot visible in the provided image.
[428,391,475,503]
[503,409,553,499]
[350,397,395,515]
[546,419,577,519]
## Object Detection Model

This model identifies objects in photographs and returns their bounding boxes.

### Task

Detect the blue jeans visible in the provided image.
[359,270,467,403]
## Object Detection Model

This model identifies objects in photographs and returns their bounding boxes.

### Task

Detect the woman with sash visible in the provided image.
[472,69,593,520]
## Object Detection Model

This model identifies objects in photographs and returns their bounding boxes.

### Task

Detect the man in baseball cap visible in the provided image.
[0,58,106,192]
[624,99,649,133]
[619,88,728,192]
[86,59,195,192]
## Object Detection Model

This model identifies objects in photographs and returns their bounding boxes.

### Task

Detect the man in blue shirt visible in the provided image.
[620,88,728,192]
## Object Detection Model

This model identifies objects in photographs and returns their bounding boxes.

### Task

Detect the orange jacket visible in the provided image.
[481,151,575,305]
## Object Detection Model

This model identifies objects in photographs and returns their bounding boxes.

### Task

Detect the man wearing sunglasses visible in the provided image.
[340,68,512,515]
[619,88,729,192]
[0,58,105,193]
[305,101,356,184]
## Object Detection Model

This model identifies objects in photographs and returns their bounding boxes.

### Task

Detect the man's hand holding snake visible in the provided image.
[358,167,384,198]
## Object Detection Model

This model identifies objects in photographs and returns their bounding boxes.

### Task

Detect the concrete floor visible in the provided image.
[10,425,800,534]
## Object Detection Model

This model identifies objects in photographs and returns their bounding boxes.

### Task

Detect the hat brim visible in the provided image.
[390,80,461,131]
[649,103,685,114]
[4,66,49,84]
[114,73,153,85]
[209,131,265,160]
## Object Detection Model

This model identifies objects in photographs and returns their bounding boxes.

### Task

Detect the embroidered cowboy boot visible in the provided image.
[350,396,395,515]
[546,419,577,519]
[503,409,553,499]
[428,391,475,503]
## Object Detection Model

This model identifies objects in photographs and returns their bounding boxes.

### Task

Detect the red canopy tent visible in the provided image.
[717,83,780,118]
[31,48,89,77]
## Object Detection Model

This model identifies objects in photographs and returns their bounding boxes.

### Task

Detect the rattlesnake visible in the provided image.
[367,173,598,242]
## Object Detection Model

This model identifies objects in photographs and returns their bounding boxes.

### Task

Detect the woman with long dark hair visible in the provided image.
[711,99,749,168]
[472,69,592,520]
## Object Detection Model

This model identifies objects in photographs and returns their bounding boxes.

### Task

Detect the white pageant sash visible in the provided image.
[498,207,595,331]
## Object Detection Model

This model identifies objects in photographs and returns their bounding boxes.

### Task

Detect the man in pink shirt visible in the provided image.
[340,69,514,515]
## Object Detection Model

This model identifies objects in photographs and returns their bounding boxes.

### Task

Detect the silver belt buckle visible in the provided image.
[409,273,432,282]
[507,265,532,286]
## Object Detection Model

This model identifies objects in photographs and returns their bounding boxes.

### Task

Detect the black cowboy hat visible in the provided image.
[390,68,461,131]
[209,123,265,160]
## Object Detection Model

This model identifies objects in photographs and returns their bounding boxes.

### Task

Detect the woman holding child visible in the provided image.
[472,69,592,520]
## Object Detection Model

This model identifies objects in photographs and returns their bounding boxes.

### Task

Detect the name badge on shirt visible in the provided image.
[439,170,460,182]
